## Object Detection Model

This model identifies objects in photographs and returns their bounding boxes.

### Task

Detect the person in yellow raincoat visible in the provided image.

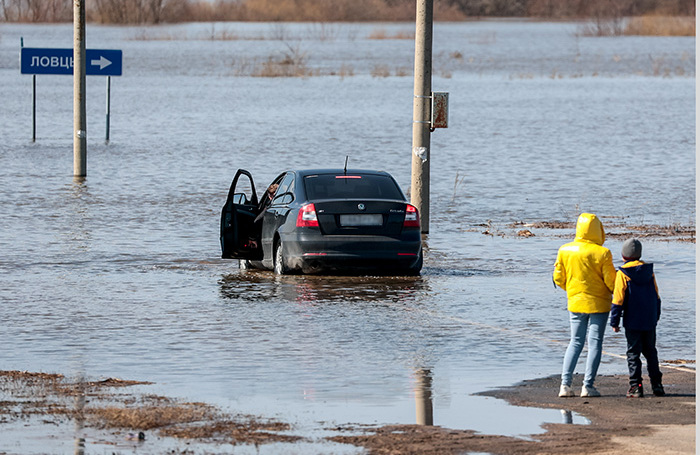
[553,213,616,397]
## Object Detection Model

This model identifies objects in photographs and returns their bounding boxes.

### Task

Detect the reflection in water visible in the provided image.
[218,270,430,305]
[289,275,429,305]
[65,181,90,455]
[218,270,278,302]
[73,377,85,455]
[414,368,433,426]
[559,409,591,425]
[560,410,573,424]
[62,179,93,254]
[219,270,439,426]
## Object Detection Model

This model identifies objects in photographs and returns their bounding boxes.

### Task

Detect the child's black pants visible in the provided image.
[625,328,662,387]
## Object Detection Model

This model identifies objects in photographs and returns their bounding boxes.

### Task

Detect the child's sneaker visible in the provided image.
[651,384,665,397]
[581,385,601,397]
[627,384,644,398]
[558,384,575,397]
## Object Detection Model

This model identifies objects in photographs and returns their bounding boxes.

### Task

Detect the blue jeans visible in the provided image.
[561,312,609,388]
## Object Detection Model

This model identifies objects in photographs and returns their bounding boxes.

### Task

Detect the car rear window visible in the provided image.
[303,174,405,200]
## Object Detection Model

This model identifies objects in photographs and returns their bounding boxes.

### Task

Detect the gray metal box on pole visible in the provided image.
[431,92,448,129]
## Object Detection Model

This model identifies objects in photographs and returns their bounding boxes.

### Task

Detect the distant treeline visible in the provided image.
[1,0,695,23]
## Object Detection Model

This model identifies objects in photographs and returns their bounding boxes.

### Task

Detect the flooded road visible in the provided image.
[0,20,695,452]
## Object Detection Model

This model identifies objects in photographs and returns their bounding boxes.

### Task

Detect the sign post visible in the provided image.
[105,77,111,143]
[20,46,122,149]
[32,74,36,143]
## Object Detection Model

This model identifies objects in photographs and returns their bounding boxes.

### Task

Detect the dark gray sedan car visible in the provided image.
[220,169,422,275]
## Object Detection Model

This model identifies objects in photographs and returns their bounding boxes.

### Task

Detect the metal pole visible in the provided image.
[23,37,36,143]
[73,0,87,177]
[105,76,111,143]
[411,0,433,234]
[32,75,36,143]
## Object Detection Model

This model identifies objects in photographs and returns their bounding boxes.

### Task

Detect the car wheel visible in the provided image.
[407,250,423,276]
[273,240,290,275]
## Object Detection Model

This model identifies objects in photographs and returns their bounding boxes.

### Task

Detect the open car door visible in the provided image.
[220,169,263,260]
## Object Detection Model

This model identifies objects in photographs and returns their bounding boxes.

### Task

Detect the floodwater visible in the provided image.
[0,20,695,453]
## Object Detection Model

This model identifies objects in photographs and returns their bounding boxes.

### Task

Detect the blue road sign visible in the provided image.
[21,48,122,76]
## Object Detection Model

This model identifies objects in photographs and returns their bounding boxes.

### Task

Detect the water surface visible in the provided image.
[0,20,694,452]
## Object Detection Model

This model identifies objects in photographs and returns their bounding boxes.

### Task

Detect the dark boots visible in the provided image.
[626,382,665,397]
[627,383,643,398]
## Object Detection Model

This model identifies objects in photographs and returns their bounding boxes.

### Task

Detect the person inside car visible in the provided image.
[249,183,279,249]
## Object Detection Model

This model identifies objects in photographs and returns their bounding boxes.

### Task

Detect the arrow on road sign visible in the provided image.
[91,56,112,70]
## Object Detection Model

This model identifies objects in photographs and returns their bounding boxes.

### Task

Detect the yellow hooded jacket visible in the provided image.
[553,213,616,313]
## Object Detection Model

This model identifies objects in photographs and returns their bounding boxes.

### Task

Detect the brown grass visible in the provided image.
[507,221,695,242]
[160,418,298,443]
[217,0,419,22]
[624,15,695,36]
[331,63,355,79]
[368,28,415,40]
[370,64,392,78]
[129,30,183,41]
[580,14,696,37]
[187,0,467,22]
[2,0,694,23]
[89,397,219,430]
[253,57,313,77]
[252,44,315,77]
[0,370,297,446]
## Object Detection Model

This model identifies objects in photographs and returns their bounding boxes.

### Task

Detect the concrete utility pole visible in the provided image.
[74,0,87,177]
[411,0,433,234]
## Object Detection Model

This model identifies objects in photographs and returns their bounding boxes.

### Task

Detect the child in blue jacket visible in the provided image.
[610,238,664,398]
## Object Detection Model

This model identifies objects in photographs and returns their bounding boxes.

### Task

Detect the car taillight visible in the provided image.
[296,203,319,227]
[403,204,420,228]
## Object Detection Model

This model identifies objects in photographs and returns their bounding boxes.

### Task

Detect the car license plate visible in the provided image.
[340,214,383,226]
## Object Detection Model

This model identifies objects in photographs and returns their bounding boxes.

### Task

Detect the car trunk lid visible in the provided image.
[313,200,408,236]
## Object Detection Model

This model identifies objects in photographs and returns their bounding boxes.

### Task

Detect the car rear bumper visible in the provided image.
[280,232,422,273]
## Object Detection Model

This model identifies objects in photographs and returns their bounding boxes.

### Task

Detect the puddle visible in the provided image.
[2,421,365,455]
[0,371,365,455]
[0,369,591,453]
[426,393,590,439]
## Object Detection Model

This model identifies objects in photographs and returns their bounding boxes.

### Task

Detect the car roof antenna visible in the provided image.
[344,156,349,175]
